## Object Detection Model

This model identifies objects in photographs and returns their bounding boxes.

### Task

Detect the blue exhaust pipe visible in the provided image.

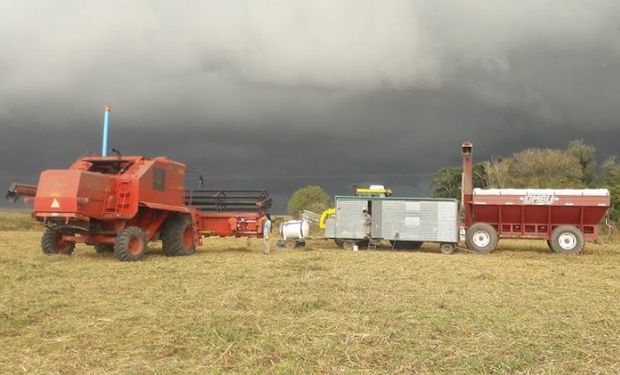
[102,105,111,156]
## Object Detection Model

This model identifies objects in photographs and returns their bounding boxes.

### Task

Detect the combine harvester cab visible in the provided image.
[461,142,611,254]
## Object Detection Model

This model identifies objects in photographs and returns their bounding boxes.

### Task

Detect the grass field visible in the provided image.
[0,214,619,374]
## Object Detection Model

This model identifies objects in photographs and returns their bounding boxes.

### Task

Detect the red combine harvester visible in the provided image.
[6,156,271,261]
[461,142,610,254]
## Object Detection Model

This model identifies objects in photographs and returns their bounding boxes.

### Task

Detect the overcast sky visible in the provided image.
[1,0,620,212]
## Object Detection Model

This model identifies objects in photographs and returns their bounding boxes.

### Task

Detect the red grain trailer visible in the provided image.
[461,142,610,254]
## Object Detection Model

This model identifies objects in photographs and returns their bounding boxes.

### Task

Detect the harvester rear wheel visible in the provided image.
[549,225,584,255]
[465,223,498,254]
[162,215,196,256]
[41,228,75,255]
[114,226,147,262]
[94,244,114,254]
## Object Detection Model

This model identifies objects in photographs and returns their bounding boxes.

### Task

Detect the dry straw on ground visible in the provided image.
[0,213,619,374]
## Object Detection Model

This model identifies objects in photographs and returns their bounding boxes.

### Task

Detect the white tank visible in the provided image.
[280,220,310,240]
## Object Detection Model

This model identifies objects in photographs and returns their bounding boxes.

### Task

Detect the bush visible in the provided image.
[287,186,331,217]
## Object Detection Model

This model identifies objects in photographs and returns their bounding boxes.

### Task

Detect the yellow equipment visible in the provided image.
[355,185,392,197]
[319,208,335,229]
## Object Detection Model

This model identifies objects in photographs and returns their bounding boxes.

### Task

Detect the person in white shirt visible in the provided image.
[362,209,372,238]
[263,214,272,255]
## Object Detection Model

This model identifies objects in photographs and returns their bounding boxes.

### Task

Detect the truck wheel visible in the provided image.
[440,243,456,255]
[114,226,147,262]
[357,238,370,249]
[549,225,584,255]
[162,215,196,256]
[94,244,114,254]
[41,228,75,255]
[465,223,498,254]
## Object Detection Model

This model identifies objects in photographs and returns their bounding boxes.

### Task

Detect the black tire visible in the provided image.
[356,238,370,249]
[41,228,75,255]
[334,239,345,249]
[546,240,553,252]
[465,223,498,254]
[440,243,456,255]
[94,244,114,254]
[389,240,424,250]
[162,215,196,256]
[114,226,147,262]
[549,225,584,255]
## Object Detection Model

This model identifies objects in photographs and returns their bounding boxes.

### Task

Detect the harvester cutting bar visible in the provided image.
[5,183,37,202]
[185,190,272,212]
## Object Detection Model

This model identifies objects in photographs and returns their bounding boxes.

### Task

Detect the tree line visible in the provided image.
[431,140,620,220]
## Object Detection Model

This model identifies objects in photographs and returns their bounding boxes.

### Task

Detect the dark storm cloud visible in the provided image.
[1,0,620,212]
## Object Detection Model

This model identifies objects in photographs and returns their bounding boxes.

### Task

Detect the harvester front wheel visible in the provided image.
[549,225,584,255]
[114,226,147,262]
[162,215,196,256]
[465,223,498,254]
[94,244,114,254]
[41,228,75,255]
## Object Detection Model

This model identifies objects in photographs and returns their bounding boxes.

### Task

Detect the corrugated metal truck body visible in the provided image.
[376,199,458,243]
[327,196,459,253]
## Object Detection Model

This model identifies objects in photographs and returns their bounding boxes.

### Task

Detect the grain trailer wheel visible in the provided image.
[439,243,456,255]
[94,244,114,254]
[162,215,196,256]
[465,223,498,254]
[549,225,584,255]
[114,226,147,262]
[41,228,75,255]
[334,239,345,249]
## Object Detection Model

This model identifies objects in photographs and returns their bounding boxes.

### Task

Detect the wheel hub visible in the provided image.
[128,237,143,255]
[558,233,577,250]
[473,231,491,247]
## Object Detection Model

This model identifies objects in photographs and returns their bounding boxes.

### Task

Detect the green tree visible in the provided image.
[431,166,462,199]
[483,157,514,188]
[510,148,584,188]
[431,163,487,200]
[567,139,597,186]
[600,157,620,221]
[287,185,331,217]
[600,156,620,186]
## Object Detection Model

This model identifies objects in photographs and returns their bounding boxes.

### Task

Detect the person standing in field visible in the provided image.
[263,214,272,255]
[362,209,372,238]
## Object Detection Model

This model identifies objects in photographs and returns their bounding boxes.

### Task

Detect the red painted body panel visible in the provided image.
[461,142,610,242]
[469,201,609,241]
[196,211,264,238]
[24,155,266,247]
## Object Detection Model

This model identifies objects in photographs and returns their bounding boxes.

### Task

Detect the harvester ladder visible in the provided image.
[190,209,202,247]
[114,180,131,216]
